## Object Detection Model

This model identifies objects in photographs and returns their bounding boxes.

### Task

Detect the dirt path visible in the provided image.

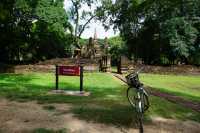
[148,88,200,112]
[113,74,200,113]
[0,99,200,133]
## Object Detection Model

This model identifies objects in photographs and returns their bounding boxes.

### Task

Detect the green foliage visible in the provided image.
[108,36,124,47]
[0,0,72,63]
[161,17,198,59]
[190,51,200,66]
[159,55,170,65]
[35,0,70,28]
[79,38,88,46]
[99,0,200,65]
[107,36,127,65]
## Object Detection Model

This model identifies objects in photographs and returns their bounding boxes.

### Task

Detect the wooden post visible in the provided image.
[56,65,59,90]
[117,59,121,74]
[80,66,83,92]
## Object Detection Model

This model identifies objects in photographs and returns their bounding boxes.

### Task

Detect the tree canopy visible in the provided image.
[0,0,72,63]
[99,0,200,65]
[68,0,100,49]
[1,0,200,66]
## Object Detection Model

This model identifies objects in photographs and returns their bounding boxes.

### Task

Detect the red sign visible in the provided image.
[58,66,80,76]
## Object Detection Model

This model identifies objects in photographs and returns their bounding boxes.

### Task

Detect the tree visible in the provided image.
[68,0,99,48]
[108,36,127,65]
[99,0,200,65]
[161,17,198,63]
[0,0,72,63]
[0,0,15,62]
[0,0,33,63]
[33,0,72,60]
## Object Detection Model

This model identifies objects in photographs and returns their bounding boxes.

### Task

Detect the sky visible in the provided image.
[64,0,119,39]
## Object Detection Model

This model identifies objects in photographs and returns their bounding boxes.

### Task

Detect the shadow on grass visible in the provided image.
[0,81,125,105]
[0,73,200,128]
[32,128,67,133]
[148,96,200,122]
[0,73,33,83]
[0,78,149,127]
[72,104,151,128]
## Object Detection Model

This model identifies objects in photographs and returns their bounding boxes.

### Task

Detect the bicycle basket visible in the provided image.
[126,73,141,88]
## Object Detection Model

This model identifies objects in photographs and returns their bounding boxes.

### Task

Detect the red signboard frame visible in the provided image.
[58,66,80,76]
[55,65,84,92]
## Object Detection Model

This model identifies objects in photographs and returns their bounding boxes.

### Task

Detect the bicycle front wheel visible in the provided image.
[127,87,137,108]
[142,90,150,112]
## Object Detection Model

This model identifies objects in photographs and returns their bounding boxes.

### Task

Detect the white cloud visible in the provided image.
[64,0,119,39]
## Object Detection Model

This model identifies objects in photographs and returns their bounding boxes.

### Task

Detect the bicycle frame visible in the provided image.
[126,68,150,133]
[133,87,149,113]
[137,88,144,113]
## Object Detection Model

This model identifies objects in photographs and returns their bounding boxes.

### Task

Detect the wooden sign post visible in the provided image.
[55,65,84,92]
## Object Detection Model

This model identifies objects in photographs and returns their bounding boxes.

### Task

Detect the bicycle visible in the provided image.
[125,67,150,133]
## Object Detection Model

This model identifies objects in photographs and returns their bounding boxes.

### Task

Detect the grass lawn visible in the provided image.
[0,72,200,127]
[140,73,200,102]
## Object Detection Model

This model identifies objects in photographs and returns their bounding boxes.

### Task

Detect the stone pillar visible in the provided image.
[106,55,111,72]
[119,55,129,74]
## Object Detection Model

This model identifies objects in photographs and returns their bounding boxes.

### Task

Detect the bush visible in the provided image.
[159,55,170,66]
[191,52,200,66]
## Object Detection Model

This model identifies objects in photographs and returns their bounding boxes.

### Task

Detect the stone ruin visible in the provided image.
[117,55,133,74]
[80,29,111,72]
[81,37,102,59]
[73,29,134,73]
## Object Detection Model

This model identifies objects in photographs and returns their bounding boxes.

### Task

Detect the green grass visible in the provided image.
[140,73,200,102]
[111,66,118,73]
[0,72,200,127]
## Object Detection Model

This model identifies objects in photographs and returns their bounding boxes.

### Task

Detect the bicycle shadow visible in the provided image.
[71,103,150,128]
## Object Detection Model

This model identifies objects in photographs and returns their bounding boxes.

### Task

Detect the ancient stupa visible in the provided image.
[82,28,104,59]
[93,28,102,58]
[80,28,111,72]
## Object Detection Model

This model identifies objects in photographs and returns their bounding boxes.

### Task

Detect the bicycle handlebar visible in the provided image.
[126,67,144,78]
[135,67,144,74]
